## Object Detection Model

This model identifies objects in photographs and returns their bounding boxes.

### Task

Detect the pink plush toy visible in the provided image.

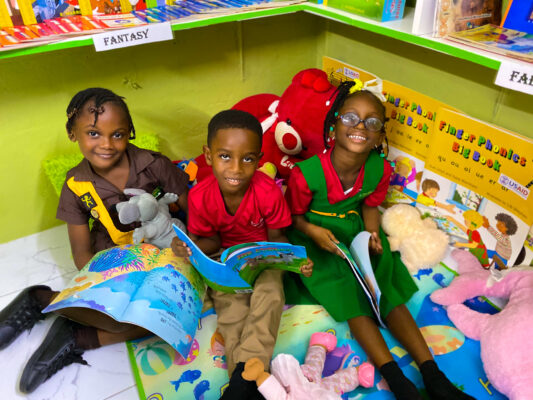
[430,249,533,400]
[242,332,374,400]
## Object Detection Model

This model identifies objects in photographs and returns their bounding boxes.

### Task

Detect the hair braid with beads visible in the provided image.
[66,88,136,139]
[323,81,388,157]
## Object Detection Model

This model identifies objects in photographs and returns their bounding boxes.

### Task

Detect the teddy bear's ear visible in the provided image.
[300,69,332,93]
[313,76,332,92]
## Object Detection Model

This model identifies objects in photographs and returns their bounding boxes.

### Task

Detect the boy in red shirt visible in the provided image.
[172,109,312,399]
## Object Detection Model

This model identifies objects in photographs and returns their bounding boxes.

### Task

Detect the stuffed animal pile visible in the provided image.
[431,249,533,400]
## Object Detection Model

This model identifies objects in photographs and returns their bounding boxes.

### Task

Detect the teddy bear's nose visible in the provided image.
[283,134,298,150]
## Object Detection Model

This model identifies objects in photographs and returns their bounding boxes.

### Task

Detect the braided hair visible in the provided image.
[323,81,387,154]
[66,88,136,139]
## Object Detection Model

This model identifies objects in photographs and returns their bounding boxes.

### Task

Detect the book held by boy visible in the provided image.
[173,224,308,294]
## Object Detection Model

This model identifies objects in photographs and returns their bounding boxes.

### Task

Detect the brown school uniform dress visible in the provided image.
[56,144,189,253]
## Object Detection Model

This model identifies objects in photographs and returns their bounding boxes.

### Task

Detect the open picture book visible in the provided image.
[43,244,206,359]
[173,224,308,293]
[332,231,386,328]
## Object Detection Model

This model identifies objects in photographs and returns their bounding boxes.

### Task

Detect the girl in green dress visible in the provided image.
[285,82,474,400]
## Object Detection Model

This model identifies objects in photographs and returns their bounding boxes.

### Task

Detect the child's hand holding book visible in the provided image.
[369,232,383,255]
[171,237,192,258]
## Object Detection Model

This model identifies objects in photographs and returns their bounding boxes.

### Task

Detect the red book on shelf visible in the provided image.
[0,29,21,45]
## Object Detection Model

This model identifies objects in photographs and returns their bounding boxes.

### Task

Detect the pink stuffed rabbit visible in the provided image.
[431,249,533,400]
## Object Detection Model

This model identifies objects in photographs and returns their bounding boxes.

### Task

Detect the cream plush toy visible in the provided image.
[381,204,449,272]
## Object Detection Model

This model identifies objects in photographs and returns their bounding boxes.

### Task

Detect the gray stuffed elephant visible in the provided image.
[116,189,186,249]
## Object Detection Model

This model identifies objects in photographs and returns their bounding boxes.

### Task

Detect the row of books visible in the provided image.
[446,24,533,64]
[413,0,533,38]
[324,56,533,269]
[0,0,266,27]
[0,0,276,49]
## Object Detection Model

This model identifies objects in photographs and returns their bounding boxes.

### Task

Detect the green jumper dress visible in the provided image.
[287,151,418,322]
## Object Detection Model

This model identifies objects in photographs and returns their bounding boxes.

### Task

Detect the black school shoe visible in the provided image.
[19,317,88,393]
[220,362,264,400]
[0,285,50,350]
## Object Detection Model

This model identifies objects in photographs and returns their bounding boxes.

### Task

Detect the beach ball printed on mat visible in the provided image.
[420,325,465,355]
[136,340,175,375]
[174,339,200,365]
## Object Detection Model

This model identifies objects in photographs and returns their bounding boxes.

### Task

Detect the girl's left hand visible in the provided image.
[369,232,383,255]
[299,257,314,277]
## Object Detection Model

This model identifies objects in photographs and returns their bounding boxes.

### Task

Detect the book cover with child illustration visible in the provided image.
[416,107,533,268]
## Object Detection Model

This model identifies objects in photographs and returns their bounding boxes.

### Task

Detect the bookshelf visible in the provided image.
[0,2,530,71]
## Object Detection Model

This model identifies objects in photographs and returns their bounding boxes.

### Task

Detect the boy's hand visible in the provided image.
[369,232,383,255]
[171,236,192,258]
[299,258,314,277]
[307,225,344,257]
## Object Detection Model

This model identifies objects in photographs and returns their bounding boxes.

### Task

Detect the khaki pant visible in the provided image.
[209,269,285,376]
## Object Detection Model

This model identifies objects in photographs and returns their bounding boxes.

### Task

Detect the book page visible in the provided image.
[349,231,382,306]
[332,239,386,328]
[122,250,206,358]
[44,244,163,319]
[44,244,206,358]
[223,242,307,284]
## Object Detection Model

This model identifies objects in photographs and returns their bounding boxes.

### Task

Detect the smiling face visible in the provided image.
[332,93,385,156]
[204,127,262,198]
[68,101,130,176]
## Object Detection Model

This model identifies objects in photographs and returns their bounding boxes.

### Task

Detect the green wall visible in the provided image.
[0,13,319,243]
[0,11,531,244]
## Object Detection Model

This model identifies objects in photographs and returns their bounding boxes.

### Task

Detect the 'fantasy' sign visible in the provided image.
[93,23,173,52]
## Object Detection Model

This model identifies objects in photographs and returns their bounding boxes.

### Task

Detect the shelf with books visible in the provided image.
[303,3,530,70]
[0,1,531,73]
[0,3,304,60]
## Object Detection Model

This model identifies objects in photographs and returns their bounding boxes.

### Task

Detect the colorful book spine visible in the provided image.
[0,0,13,28]
[77,0,93,16]
[16,0,37,25]
[119,0,133,14]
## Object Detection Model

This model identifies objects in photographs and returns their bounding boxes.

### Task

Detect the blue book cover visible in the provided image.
[502,0,533,34]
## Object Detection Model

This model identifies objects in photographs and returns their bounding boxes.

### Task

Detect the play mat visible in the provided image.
[126,262,506,400]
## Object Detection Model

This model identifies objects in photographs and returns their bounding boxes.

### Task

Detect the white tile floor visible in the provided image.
[0,225,137,400]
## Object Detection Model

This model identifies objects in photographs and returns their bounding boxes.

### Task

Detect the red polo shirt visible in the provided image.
[187,171,292,248]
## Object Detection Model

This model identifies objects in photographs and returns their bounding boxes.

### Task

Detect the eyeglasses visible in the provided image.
[337,112,384,132]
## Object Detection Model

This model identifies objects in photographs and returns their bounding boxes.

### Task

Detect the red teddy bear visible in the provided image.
[192,69,337,182]
[232,68,337,179]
